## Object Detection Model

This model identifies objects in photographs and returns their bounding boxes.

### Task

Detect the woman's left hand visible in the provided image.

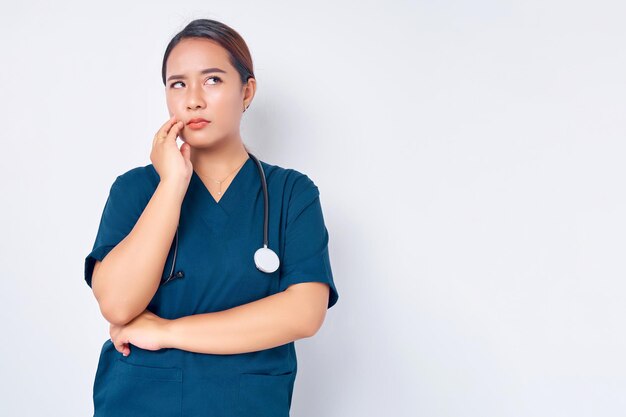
[109,309,170,356]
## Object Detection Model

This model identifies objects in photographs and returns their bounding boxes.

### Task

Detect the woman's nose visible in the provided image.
[186,86,206,109]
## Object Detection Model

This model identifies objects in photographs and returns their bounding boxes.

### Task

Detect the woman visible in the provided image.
[84,18,339,417]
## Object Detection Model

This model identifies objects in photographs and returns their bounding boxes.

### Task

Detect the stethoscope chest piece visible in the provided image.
[254,246,280,273]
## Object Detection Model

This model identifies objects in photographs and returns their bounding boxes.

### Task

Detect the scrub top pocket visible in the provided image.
[87,161,339,417]
[236,371,295,417]
[104,358,183,417]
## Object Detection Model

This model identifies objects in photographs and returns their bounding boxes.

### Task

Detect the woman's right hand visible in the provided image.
[150,116,193,185]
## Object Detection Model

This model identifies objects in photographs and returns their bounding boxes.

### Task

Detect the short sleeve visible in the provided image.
[279,175,339,309]
[84,174,147,288]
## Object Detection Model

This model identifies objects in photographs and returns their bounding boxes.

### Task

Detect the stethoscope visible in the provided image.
[160,152,280,286]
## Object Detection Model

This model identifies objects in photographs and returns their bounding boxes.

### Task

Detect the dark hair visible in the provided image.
[161,19,255,87]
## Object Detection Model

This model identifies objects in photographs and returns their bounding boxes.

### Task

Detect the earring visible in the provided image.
[243,103,249,113]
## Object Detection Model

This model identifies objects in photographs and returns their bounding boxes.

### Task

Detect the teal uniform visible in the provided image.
[84,155,339,417]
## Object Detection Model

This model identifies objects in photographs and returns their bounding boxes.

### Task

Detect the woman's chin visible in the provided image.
[180,133,223,149]
[180,132,206,143]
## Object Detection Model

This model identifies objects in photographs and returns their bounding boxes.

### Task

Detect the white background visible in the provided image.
[1,1,625,416]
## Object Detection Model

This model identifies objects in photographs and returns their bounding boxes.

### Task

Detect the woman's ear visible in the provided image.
[243,78,256,109]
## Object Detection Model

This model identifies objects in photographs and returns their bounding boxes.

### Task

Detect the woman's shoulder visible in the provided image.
[259,160,321,217]
[260,159,319,196]
[111,163,160,193]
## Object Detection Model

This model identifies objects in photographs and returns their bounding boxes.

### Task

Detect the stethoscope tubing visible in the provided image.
[250,153,270,248]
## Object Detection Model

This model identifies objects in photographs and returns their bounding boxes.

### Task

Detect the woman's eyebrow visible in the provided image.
[167,67,226,82]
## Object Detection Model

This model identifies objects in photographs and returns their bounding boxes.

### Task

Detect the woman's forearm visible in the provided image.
[163,290,314,354]
[93,179,188,326]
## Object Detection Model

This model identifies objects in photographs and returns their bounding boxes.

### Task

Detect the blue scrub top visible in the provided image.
[84,155,339,417]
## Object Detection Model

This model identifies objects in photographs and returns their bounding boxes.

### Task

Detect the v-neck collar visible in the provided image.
[191,156,252,208]
[188,156,254,233]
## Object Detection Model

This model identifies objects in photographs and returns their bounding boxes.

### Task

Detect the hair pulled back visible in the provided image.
[161,19,255,87]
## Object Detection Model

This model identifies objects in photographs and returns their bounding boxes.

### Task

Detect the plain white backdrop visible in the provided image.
[1,1,625,416]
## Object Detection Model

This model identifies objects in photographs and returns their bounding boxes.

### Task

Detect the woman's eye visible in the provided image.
[206,76,222,85]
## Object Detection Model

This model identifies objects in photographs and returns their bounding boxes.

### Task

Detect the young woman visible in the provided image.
[84,18,339,417]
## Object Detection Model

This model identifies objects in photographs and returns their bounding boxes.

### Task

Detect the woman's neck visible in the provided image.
[190,139,250,181]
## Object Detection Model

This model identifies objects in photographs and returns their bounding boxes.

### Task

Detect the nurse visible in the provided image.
[84,18,339,417]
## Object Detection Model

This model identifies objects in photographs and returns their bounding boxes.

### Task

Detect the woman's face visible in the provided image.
[164,37,254,147]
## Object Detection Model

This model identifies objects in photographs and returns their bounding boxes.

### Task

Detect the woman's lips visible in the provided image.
[187,121,210,130]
